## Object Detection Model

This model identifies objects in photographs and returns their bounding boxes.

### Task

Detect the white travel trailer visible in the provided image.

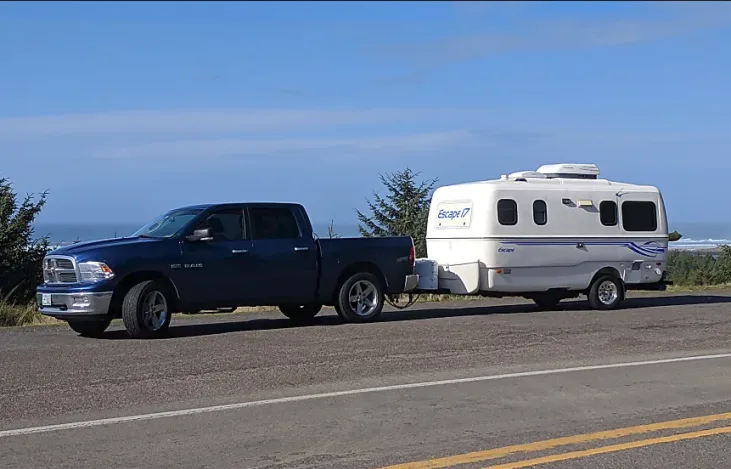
[414,163,670,310]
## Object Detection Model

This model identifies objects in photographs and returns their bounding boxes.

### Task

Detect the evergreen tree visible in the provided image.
[0,177,49,304]
[356,168,437,258]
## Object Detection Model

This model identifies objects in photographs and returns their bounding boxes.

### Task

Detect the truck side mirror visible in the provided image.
[186,228,213,242]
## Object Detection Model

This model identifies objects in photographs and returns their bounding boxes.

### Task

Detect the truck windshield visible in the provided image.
[131,208,204,238]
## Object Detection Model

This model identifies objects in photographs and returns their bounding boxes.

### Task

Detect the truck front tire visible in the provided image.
[67,318,112,337]
[279,303,322,322]
[336,272,385,323]
[121,280,173,339]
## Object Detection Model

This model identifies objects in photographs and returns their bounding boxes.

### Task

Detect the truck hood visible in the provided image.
[49,236,164,257]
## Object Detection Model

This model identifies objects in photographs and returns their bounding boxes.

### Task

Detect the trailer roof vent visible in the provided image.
[507,170,548,180]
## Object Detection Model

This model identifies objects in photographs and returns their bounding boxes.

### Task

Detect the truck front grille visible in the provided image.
[43,256,79,284]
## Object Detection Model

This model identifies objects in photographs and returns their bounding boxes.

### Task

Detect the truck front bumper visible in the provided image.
[404,274,419,292]
[37,291,113,319]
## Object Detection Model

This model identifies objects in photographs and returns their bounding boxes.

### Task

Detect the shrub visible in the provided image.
[0,177,49,304]
[665,246,731,286]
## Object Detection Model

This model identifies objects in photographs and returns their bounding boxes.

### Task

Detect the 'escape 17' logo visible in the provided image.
[437,207,471,220]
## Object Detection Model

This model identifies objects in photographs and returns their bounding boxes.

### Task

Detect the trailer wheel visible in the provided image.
[122,280,173,339]
[279,303,322,322]
[335,272,384,323]
[587,275,624,310]
[532,293,561,310]
[67,318,112,337]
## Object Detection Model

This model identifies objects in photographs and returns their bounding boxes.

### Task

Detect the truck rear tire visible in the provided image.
[67,318,112,337]
[279,303,322,322]
[121,280,173,339]
[336,272,384,323]
[587,274,624,310]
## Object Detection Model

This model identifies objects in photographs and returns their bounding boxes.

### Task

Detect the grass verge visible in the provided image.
[0,301,61,327]
[3,284,731,329]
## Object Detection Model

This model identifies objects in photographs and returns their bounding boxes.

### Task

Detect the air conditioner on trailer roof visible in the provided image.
[535,163,600,180]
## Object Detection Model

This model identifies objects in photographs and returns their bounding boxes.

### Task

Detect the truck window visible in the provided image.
[497,199,517,226]
[196,209,245,241]
[133,208,203,238]
[533,200,547,225]
[599,201,618,226]
[249,207,301,240]
[621,201,658,231]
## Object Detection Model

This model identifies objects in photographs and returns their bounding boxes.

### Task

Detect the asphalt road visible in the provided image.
[1,291,731,469]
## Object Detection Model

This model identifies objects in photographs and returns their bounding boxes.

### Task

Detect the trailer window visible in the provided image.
[599,201,618,226]
[497,199,518,226]
[621,201,657,232]
[533,200,547,225]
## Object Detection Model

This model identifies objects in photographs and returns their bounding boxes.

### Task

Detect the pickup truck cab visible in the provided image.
[37,202,418,338]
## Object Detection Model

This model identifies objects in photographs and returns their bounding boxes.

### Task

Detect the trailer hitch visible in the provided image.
[385,293,420,310]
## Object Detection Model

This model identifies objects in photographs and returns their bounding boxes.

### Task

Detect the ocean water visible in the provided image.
[34,222,363,246]
[665,222,731,251]
[33,222,731,251]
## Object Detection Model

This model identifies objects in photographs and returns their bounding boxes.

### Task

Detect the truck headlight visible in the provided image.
[78,261,115,283]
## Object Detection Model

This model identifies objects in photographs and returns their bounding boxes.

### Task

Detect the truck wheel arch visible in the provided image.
[110,271,180,316]
[332,262,387,301]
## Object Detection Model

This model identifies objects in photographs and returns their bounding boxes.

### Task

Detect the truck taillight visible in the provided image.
[409,245,415,269]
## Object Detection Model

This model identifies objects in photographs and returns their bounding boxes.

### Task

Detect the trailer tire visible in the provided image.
[279,303,322,322]
[122,280,173,339]
[532,294,561,310]
[335,272,384,323]
[587,274,624,310]
[67,318,112,337]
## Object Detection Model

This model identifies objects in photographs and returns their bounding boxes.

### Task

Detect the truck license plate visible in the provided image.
[41,294,52,306]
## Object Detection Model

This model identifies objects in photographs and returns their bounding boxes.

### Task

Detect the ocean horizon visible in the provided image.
[31,221,731,251]
[33,222,363,245]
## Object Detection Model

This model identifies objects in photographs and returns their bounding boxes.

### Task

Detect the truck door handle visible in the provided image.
[294,246,309,252]
[231,249,249,254]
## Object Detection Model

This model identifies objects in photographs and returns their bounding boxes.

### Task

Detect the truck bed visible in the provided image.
[317,236,415,299]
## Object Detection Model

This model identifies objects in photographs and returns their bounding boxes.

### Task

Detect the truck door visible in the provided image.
[178,208,253,307]
[247,206,319,303]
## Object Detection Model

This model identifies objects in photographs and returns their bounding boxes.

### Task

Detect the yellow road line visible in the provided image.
[379,411,731,469]
[481,425,731,469]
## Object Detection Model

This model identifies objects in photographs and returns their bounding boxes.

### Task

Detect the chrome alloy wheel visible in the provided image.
[142,290,168,331]
[348,280,379,317]
[597,280,619,305]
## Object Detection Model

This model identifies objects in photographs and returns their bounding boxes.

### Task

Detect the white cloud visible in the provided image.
[0,108,476,139]
[93,130,478,160]
[378,2,731,68]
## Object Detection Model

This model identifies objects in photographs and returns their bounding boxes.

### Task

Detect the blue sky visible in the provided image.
[2,1,731,226]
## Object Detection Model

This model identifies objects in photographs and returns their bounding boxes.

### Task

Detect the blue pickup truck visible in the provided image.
[36,202,418,338]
